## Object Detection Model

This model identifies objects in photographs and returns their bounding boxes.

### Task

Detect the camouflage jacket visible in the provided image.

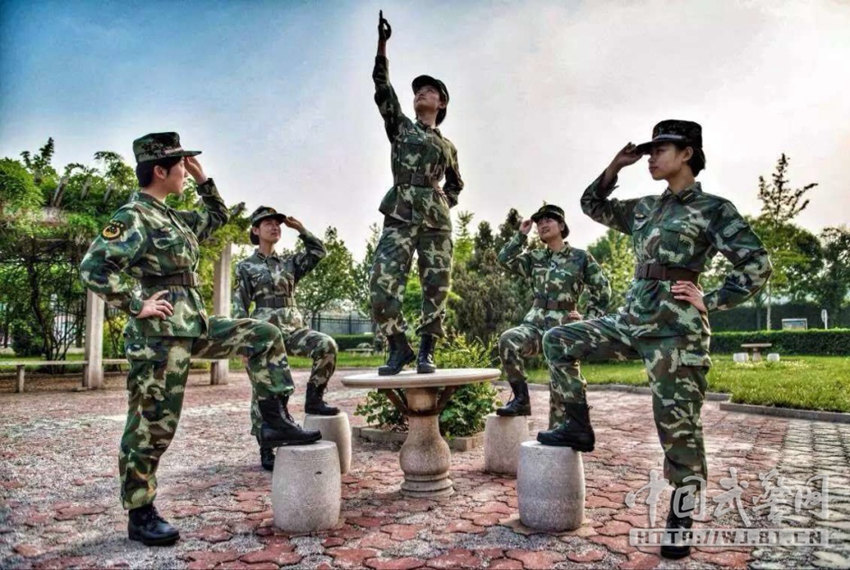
[231,232,326,333]
[373,56,463,231]
[79,180,229,337]
[581,174,772,337]
[499,233,611,329]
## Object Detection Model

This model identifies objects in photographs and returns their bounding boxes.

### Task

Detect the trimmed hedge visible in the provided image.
[710,329,850,356]
[331,333,374,350]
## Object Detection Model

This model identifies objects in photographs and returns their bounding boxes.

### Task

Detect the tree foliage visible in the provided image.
[295,226,357,322]
[752,154,819,329]
[809,226,850,323]
[586,228,635,311]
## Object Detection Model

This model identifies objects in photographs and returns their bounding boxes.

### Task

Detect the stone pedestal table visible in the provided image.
[343,368,500,498]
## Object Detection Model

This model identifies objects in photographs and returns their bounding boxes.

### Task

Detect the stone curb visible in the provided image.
[718,402,850,424]
[491,380,730,401]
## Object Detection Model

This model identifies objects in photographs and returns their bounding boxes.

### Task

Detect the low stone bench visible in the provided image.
[0,361,87,393]
[484,414,531,476]
[304,413,352,474]
[272,440,340,532]
[517,441,585,531]
[741,343,772,362]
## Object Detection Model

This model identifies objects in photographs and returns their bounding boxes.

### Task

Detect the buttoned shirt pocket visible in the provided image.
[659,220,701,264]
[396,132,429,171]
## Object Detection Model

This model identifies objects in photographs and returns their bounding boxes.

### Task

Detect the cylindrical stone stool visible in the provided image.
[484,413,530,476]
[272,441,341,532]
[304,413,352,474]
[517,441,585,531]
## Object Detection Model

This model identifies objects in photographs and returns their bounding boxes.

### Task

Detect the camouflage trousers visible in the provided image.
[249,327,338,435]
[543,314,710,488]
[370,218,452,338]
[120,316,294,510]
[499,318,579,429]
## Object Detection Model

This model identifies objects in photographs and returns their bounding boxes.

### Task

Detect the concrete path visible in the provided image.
[1,370,848,569]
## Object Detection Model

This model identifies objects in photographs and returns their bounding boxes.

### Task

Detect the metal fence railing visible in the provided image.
[309,314,373,336]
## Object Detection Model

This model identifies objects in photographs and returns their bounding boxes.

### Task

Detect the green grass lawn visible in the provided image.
[527,355,850,413]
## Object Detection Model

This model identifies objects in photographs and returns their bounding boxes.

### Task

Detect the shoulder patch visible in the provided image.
[101,220,126,240]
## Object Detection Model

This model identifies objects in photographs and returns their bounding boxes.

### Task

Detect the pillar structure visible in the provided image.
[210,242,232,385]
[82,289,104,390]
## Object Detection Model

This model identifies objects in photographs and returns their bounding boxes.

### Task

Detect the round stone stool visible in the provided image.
[517,441,585,531]
[272,441,340,532]
[484,413,530,476]
[304,413,352,474]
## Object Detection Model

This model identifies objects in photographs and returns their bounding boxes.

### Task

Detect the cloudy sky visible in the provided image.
[1,0,848,257]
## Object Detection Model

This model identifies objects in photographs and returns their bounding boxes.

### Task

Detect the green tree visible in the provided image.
[351,222,381,316]
[810,226,850,327]
[295,226,357,322]
[0,158,43,214]
[753,154,818,329]
[587,228,635,311]
[449,210,532,344]
[453,210,474,266]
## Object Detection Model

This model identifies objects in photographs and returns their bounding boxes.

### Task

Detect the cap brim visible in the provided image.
[634,136,689,155]
[176,150,202,158]
[531,212,565,223]
[252,213,287,226]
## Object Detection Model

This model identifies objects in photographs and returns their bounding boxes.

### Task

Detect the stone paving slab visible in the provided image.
[1,369,849,569]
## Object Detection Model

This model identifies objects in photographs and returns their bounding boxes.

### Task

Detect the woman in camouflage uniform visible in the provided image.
[496,204,610,425]
[79,133,319,547]
[538,120,773,559]
[233,206,340,471]
[369,11,464,376]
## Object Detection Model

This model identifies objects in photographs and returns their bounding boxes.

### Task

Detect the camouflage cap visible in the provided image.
[412,75,449,125]
[249,206,287,245]
[531,204,569,238]
[133,132,201,164]
[634,120,703,155]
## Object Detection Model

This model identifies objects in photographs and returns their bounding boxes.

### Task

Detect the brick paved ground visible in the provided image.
[1,369,848,569]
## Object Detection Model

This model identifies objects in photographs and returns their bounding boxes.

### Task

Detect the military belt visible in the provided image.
[533,297,576,311]
[394,171,436,187]
[634,263,700,284]
[141,272,199,288]
[255,297,295,309]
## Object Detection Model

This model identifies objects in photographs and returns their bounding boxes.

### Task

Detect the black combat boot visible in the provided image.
[257,395,322,447]
[661,491,695,559]
[496,380,531,416]
[260,446,275,471]
[416,334,437,374]
[305,383,340,415]
[378,332,415,376]
[128,503,180,546]
[536,402,595,451]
